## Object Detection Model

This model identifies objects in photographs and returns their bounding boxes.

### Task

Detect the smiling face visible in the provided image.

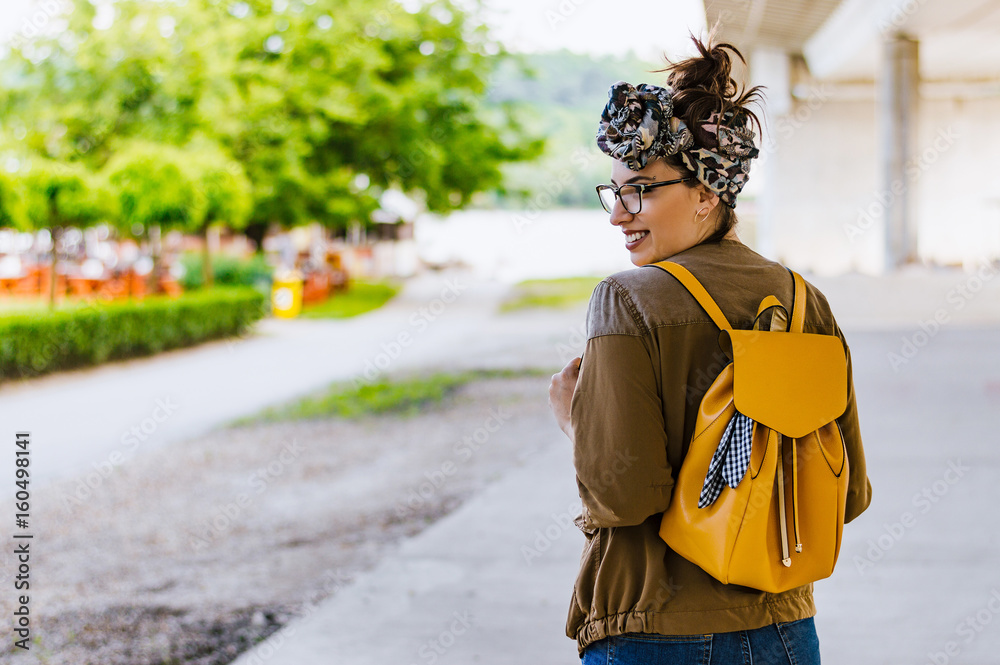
[608,158,725,266]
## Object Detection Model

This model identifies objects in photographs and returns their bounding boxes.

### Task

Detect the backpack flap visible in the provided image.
[723,330,849,439]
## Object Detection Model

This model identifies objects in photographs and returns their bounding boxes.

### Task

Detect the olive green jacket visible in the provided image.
[566,238,872,655]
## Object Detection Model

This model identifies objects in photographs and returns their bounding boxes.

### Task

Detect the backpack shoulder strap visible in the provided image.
[650,261,733,332]
[787,269,807,333]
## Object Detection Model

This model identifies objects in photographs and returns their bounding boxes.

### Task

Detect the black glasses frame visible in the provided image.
[596,177,695,214]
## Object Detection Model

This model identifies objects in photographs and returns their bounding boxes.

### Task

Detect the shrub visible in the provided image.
[178,252,274,292]
[0,287,266,382]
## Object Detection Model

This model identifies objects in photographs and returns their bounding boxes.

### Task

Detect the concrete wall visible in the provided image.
[755,84,1000,274]
[915,96,1000,265]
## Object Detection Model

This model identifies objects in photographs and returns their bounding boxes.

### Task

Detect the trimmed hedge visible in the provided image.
[0,287,267,381]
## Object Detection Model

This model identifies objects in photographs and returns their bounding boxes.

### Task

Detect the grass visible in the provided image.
[0,299,86,315]
[499,276,603,312]
[299,279,401,319]
[0,287,253,317]
[235,367,552,424]
[0,289,232,317]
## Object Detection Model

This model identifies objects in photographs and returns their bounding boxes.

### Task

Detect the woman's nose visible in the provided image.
[609,198,633,226]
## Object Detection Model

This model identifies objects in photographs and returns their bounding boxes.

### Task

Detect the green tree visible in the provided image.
[0,0,541,242]
[0,170,28,230]
[186,141,252,286]
[20,160,114,306]
[103,141,199,293]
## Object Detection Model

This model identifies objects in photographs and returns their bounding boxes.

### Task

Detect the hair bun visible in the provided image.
[655,32,764,141]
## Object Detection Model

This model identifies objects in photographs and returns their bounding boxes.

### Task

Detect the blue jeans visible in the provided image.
[580,617,820,665]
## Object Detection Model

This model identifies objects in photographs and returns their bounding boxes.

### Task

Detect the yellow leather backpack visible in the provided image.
[653,261,851,593]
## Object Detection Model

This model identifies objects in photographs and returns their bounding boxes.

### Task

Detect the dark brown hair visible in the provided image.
[653,31,765,244]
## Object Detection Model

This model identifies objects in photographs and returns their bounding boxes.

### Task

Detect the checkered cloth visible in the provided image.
[698,411,755,508]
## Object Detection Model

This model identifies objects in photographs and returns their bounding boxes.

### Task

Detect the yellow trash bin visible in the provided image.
[271,269,303,318]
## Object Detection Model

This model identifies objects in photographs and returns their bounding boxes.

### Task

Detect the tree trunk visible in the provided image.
[244,221,267,254]
[202,223,214,287]
[147,224,163,296]
[48,226,60,309]
[48,190,61,309]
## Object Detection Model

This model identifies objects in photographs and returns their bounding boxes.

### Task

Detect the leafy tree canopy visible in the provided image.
[21,158,114,229]
[0,170,28,230]
[0,0,541,231]
[102,140,198,232]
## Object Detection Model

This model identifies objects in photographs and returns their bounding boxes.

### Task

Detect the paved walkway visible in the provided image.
[229,438,584,665]
[0,269,588,489]
[5,263,1000,663]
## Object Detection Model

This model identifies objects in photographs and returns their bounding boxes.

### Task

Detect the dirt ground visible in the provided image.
[2,373,561,665]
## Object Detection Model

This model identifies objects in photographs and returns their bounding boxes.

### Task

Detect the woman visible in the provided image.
[548,35,872,664]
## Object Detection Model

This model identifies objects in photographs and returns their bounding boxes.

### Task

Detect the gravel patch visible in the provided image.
[1,373,561,664]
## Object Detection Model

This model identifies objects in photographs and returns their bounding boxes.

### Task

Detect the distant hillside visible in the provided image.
[488,49,666,111]
[483,50,669,209]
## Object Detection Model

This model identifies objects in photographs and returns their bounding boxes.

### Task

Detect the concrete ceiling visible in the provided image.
[706,0,1000,82]
[805,0,1000,80]
[704,0,844,51]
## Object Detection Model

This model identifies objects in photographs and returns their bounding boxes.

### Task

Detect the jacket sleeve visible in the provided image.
[570,280,674,531]
[835,324,873,523]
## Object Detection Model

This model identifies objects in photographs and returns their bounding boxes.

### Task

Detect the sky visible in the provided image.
[0,0,708,60]
[478,0,707,59]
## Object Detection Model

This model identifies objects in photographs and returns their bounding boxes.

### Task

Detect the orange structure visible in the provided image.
[0,264,182,302]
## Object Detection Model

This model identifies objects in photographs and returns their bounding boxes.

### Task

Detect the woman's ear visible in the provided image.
[697,188,721,213]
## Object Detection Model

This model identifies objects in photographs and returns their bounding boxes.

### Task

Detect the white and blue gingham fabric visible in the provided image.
[698,411,754,508]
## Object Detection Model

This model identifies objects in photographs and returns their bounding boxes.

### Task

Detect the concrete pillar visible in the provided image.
[879,33,919,270]
[749,47,792,261]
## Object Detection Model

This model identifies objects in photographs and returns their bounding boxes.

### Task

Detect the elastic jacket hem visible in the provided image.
[572,588,817,655]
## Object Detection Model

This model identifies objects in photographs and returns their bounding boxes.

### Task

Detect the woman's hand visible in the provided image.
[548,356,581,442]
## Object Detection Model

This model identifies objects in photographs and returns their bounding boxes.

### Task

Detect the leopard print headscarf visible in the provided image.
[596,81,759,208]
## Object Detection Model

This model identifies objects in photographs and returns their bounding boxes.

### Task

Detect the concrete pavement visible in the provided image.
[230,436,584,665]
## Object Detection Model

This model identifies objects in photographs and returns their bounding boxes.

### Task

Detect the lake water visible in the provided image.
[413,208,636,283]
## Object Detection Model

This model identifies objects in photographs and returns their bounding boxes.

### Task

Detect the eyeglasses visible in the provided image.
[596,177,695,214]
